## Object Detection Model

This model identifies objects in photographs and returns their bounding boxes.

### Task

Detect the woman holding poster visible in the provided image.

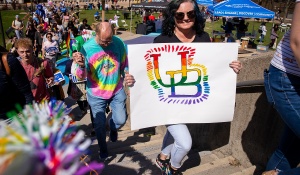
[153,0,242,174]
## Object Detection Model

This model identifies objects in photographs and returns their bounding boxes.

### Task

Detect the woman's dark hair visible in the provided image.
[67,21,75,29]
[70,27,79,36]
[46,33,53,39]
[161,0,205,36]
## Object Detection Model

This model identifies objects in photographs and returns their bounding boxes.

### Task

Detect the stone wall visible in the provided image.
[155,50,284,174]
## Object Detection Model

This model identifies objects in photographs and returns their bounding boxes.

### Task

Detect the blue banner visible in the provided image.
[208,0,275,19]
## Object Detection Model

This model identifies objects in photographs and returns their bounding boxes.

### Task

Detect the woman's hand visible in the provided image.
[229,60,242,74]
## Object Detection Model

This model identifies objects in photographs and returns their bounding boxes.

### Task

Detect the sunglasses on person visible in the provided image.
[174,10,196,20]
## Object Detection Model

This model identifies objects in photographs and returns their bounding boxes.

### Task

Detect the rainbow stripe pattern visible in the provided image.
[145,44,210,105]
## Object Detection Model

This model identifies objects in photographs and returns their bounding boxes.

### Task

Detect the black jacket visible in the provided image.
[64,59,73,95]
[0,53,34,119]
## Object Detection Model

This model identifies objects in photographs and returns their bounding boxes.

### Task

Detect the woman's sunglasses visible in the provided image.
[174,10,196,20]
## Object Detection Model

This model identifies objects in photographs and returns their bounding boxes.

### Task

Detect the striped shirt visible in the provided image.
[271,30,300,77]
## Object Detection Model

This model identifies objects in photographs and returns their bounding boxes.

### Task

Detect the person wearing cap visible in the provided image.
[12,15,24,39]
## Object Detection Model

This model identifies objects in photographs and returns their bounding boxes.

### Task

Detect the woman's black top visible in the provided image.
[153,32,211,43]
[0,53,34,119]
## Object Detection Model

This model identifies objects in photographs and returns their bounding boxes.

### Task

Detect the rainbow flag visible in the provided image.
[66,32,75,52]
[66,31,70,50]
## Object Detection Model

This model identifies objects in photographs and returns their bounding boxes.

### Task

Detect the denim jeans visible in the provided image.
[260,34,265,43]
[161,124,192,168]
[87,88,127,155]
[264,65,300,174]
[15,30,22,39]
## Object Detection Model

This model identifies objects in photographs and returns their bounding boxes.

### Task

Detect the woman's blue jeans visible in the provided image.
[87,88,127,155]
[264,65,300,174]
[15,30,22,39]
[260,34,265,43]
[161,124,192,168]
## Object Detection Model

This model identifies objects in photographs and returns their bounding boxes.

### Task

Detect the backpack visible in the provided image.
[258,25,263,34]
[5,26,14,39]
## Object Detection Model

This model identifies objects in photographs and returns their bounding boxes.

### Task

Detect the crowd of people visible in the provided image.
[2,1,95,123]
[2,0,300,174]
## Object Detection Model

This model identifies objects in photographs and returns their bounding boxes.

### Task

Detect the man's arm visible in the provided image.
[43,60,54,84]
[120,42,128,78]
[290,1,300,67]
[80,46,90,73]
[42,45,45,59]
[11,20,17,29]
[34,32,38,46]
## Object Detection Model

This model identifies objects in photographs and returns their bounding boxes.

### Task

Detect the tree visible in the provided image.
[282,0,294,22]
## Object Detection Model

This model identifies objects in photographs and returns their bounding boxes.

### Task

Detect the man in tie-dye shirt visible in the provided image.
[79,22,135,159]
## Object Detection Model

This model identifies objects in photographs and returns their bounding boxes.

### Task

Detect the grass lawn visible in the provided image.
[1,9,286,50]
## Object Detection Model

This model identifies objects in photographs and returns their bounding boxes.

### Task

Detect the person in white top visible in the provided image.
[263,1,300,175]
[12,15,24,39]
[259,22,267,44]
[42,32,59,68]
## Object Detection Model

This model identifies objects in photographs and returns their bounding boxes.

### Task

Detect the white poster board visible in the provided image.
[128,43,239,130]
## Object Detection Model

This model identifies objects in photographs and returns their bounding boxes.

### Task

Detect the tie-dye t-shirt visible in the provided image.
[80,36,128,99]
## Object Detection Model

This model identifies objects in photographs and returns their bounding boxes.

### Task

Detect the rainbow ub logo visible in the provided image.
[144,44,210,105]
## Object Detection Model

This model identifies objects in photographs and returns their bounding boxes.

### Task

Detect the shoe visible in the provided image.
[99,152,109,160]
[164,163,182,175]
[81,110,87,116]
[155,154,169,171]
[110,130,118,142]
